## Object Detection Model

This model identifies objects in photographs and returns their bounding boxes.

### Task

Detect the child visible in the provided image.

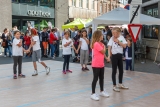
[77,30,89,71]
[123,38,132,71]
[28,28,50,76]
[108,27,129,92]
[12,31,27,79]
[62,31,76,74]
[90,30,109,101]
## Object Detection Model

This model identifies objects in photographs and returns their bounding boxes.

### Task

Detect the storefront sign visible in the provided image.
[27,10,51,17]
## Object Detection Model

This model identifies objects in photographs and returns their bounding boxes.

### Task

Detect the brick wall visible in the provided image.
[0,0,12,33]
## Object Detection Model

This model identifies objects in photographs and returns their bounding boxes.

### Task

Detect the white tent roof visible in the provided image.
[85,7,160,27]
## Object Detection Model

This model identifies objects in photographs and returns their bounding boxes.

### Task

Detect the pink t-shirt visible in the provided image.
[92,42,105,68]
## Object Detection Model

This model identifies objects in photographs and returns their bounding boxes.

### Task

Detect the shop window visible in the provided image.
[40,0,55,8]
[92,0,94,9]
[12,0,19,3]
[86,0,89,8]
[143,25,158,39]
[72,0,76,6]
[79,0,83,7]
[142,4,159,39]
[20,0,38,5]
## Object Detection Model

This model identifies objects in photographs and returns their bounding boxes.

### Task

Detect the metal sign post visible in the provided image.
[129,0,142,71]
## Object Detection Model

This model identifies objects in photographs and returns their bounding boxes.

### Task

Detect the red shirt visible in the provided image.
[24,36,31,46]
[92,42,105,68]
[50,33,57,44]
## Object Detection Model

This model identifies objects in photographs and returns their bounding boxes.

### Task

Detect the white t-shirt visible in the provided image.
[12,38,23,56]
[62,38,73,55]
[32,36,41,51]
[79,38,88,50]
[107,35,127,54]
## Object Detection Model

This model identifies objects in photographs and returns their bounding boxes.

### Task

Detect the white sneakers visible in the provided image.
[45,67,50,75]
[113,84,129,92]
[118,84,129,89]
[91,94,99,101]
[32,70,38,76]
[32,67,50,76]
[91,91,110,101]
[100,91,110,97]
[113,86,120,92]
[52,56,55,59]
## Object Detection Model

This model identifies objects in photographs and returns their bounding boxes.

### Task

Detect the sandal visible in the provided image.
[18,74,26,78]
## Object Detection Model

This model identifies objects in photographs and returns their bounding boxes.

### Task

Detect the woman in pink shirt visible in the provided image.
[90,30,109,101]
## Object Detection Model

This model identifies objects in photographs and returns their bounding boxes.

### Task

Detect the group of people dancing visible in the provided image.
[1,25,132,101]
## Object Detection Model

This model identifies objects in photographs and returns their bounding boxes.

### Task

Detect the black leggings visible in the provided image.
[111,54,123,85]
[92,67,104,93]
[63,55,70,71]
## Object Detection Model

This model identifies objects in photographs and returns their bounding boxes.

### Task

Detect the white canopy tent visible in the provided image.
[85,7,160,32]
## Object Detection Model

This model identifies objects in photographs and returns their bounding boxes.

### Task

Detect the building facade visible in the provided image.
[97,0,121,16]
[12,0,55,32]
[141,0,160,61]
[55,0,121,31]
[55,0,98,31]
[0,0,12,33]
[0,0,55,33]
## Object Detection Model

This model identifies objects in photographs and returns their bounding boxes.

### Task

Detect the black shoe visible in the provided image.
[18,74,26,78]
[82,67,85,71]
[85,67,89,71]
[45,55,48,58]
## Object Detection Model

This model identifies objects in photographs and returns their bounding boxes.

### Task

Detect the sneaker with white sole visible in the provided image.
[45,67,50,75]
[91,94,99,101]
[52,56,55,59]
[113,86,120,92]
[32,70,38,76]
[118,84,129,89]
[100,91,110,97]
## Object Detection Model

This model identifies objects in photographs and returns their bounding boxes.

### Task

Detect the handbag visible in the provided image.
[2,41,6,47]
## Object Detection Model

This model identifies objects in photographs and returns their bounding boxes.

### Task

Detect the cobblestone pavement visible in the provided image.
[0,60,160,107]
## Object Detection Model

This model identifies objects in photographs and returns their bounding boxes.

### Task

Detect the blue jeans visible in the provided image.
[4,48,8,56]
[8,46,12,57]
[50,44,56,57]
[126,59,132,70]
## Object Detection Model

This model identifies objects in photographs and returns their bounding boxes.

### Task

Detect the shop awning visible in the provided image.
[85,7,160,28]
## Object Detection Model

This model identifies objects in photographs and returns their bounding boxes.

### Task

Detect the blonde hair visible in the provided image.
[112,27,121,33]
[90,30,102,49]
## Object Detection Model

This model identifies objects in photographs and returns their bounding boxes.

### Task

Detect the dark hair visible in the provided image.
[89,28,92,33]
[81,29,87,37]
[14,30,21,35]
[105,26,109,29]
[25,30,29,36]
[64,31,70,35]
[127,37,132,43]
[3,28,7,32]
[43,27,47,30]
[51,28,56,32]
[123,28,129,36]
[82,29,87,33]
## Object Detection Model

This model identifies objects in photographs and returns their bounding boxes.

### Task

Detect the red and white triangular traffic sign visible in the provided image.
[128,24,142,42]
